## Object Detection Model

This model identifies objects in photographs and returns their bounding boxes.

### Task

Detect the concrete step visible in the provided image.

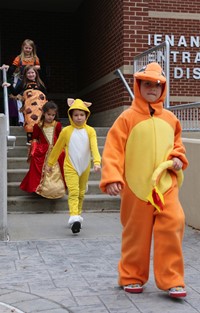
[9,126,25,135]
[8,157,29,169]
[8,135,27,146]
[6,126,119,213]
[8,146,29,157]
[7,145,104,158]
[7,168,101,182]
[8,180,102,197]
[9,126,110,136]
[8,135,106,148]
[7,194,120,213]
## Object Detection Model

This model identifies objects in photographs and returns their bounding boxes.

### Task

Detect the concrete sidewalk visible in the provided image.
[0,212,199,313]
[7,212,122,241]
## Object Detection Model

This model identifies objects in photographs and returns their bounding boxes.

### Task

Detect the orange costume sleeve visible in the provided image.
[99,113,128,193]
[12,55,40,67]
[167,118,188,170]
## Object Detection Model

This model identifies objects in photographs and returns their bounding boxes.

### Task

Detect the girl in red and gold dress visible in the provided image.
[20,101,66,199]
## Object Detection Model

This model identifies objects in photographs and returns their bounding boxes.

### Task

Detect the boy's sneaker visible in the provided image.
[123,284,143,293]
[71,221,81,234]
[168,287,187,298]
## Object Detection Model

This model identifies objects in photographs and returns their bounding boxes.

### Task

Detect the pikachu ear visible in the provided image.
[67,98,74,107]
[83,101,92,107]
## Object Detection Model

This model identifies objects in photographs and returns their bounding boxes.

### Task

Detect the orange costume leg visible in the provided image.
[118,185,154,287]
[153,177,185,290]
[118,177,185,290]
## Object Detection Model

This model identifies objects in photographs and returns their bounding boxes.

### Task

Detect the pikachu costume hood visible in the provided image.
[67,98,91,128]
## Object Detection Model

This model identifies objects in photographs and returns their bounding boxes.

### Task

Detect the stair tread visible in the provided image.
[8,194,120,200]
[7,126,120,213]
[8,180,101,186]
[8,157,27,160]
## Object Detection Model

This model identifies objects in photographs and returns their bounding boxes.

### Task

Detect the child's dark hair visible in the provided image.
[40,101,59,126]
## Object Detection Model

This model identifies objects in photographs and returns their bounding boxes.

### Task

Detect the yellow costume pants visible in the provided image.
[118,175,185,290]
[64,164,90,216]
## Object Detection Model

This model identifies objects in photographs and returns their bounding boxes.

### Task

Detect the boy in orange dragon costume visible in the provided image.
[100,62,188,298]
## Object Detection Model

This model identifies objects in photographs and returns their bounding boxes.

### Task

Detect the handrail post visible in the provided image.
[0,114,8,241]
[1,66,16,147]
[2,67,10,136]
[114,69,134,100]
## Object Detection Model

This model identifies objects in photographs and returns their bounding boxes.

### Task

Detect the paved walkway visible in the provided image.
[0,212,199,313]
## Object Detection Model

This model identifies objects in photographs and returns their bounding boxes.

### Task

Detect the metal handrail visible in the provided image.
[168,102,200,110]
[114,67,200,132]
[1,66,16,148]
[114,69,134,100]
[134,41,170,108]
[168,102,200,132]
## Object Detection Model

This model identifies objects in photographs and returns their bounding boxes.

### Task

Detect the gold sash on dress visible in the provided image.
[35,125,66,199]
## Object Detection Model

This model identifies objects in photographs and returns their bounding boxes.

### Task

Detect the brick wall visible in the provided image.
[0,9,78,117]
[148,1,200,105]
[149,0,200,13]
[76,0,124,86]
[77,0,148,115]
[80,0,200,116]
[0,10,79,94]
[1,1,199,122]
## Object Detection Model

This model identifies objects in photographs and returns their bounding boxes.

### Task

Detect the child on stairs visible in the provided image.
[20,101,66,199]
[46,98,101,234]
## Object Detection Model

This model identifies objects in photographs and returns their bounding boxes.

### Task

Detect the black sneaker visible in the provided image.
[71,221,81,234]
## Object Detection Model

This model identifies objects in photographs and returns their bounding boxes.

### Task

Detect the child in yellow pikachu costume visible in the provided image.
[100,62,188,298]
[46,98,101,234]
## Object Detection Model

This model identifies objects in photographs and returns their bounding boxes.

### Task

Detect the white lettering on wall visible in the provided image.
[194,52,200,63]
[148,34,200,79]
[193,68,200,79]
[171,51,179,62]
[174,67,200,79]
[191,36,200,47]
[178,36,187,47]
[148,34,200,47]
[154,34,162,45]
[174,68,183,79]
[182,52,190,63]
[165,35,174,46]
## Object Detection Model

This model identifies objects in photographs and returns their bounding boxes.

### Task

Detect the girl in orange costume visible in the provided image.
[2,65,47,144]
[2,39,40,126]
[100,62,188,298]
[6,38,40,82]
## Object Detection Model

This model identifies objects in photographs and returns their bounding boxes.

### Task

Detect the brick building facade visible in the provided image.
[0,0,200,125]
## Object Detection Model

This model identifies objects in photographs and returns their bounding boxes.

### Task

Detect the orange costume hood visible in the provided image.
[132,62,167,115]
